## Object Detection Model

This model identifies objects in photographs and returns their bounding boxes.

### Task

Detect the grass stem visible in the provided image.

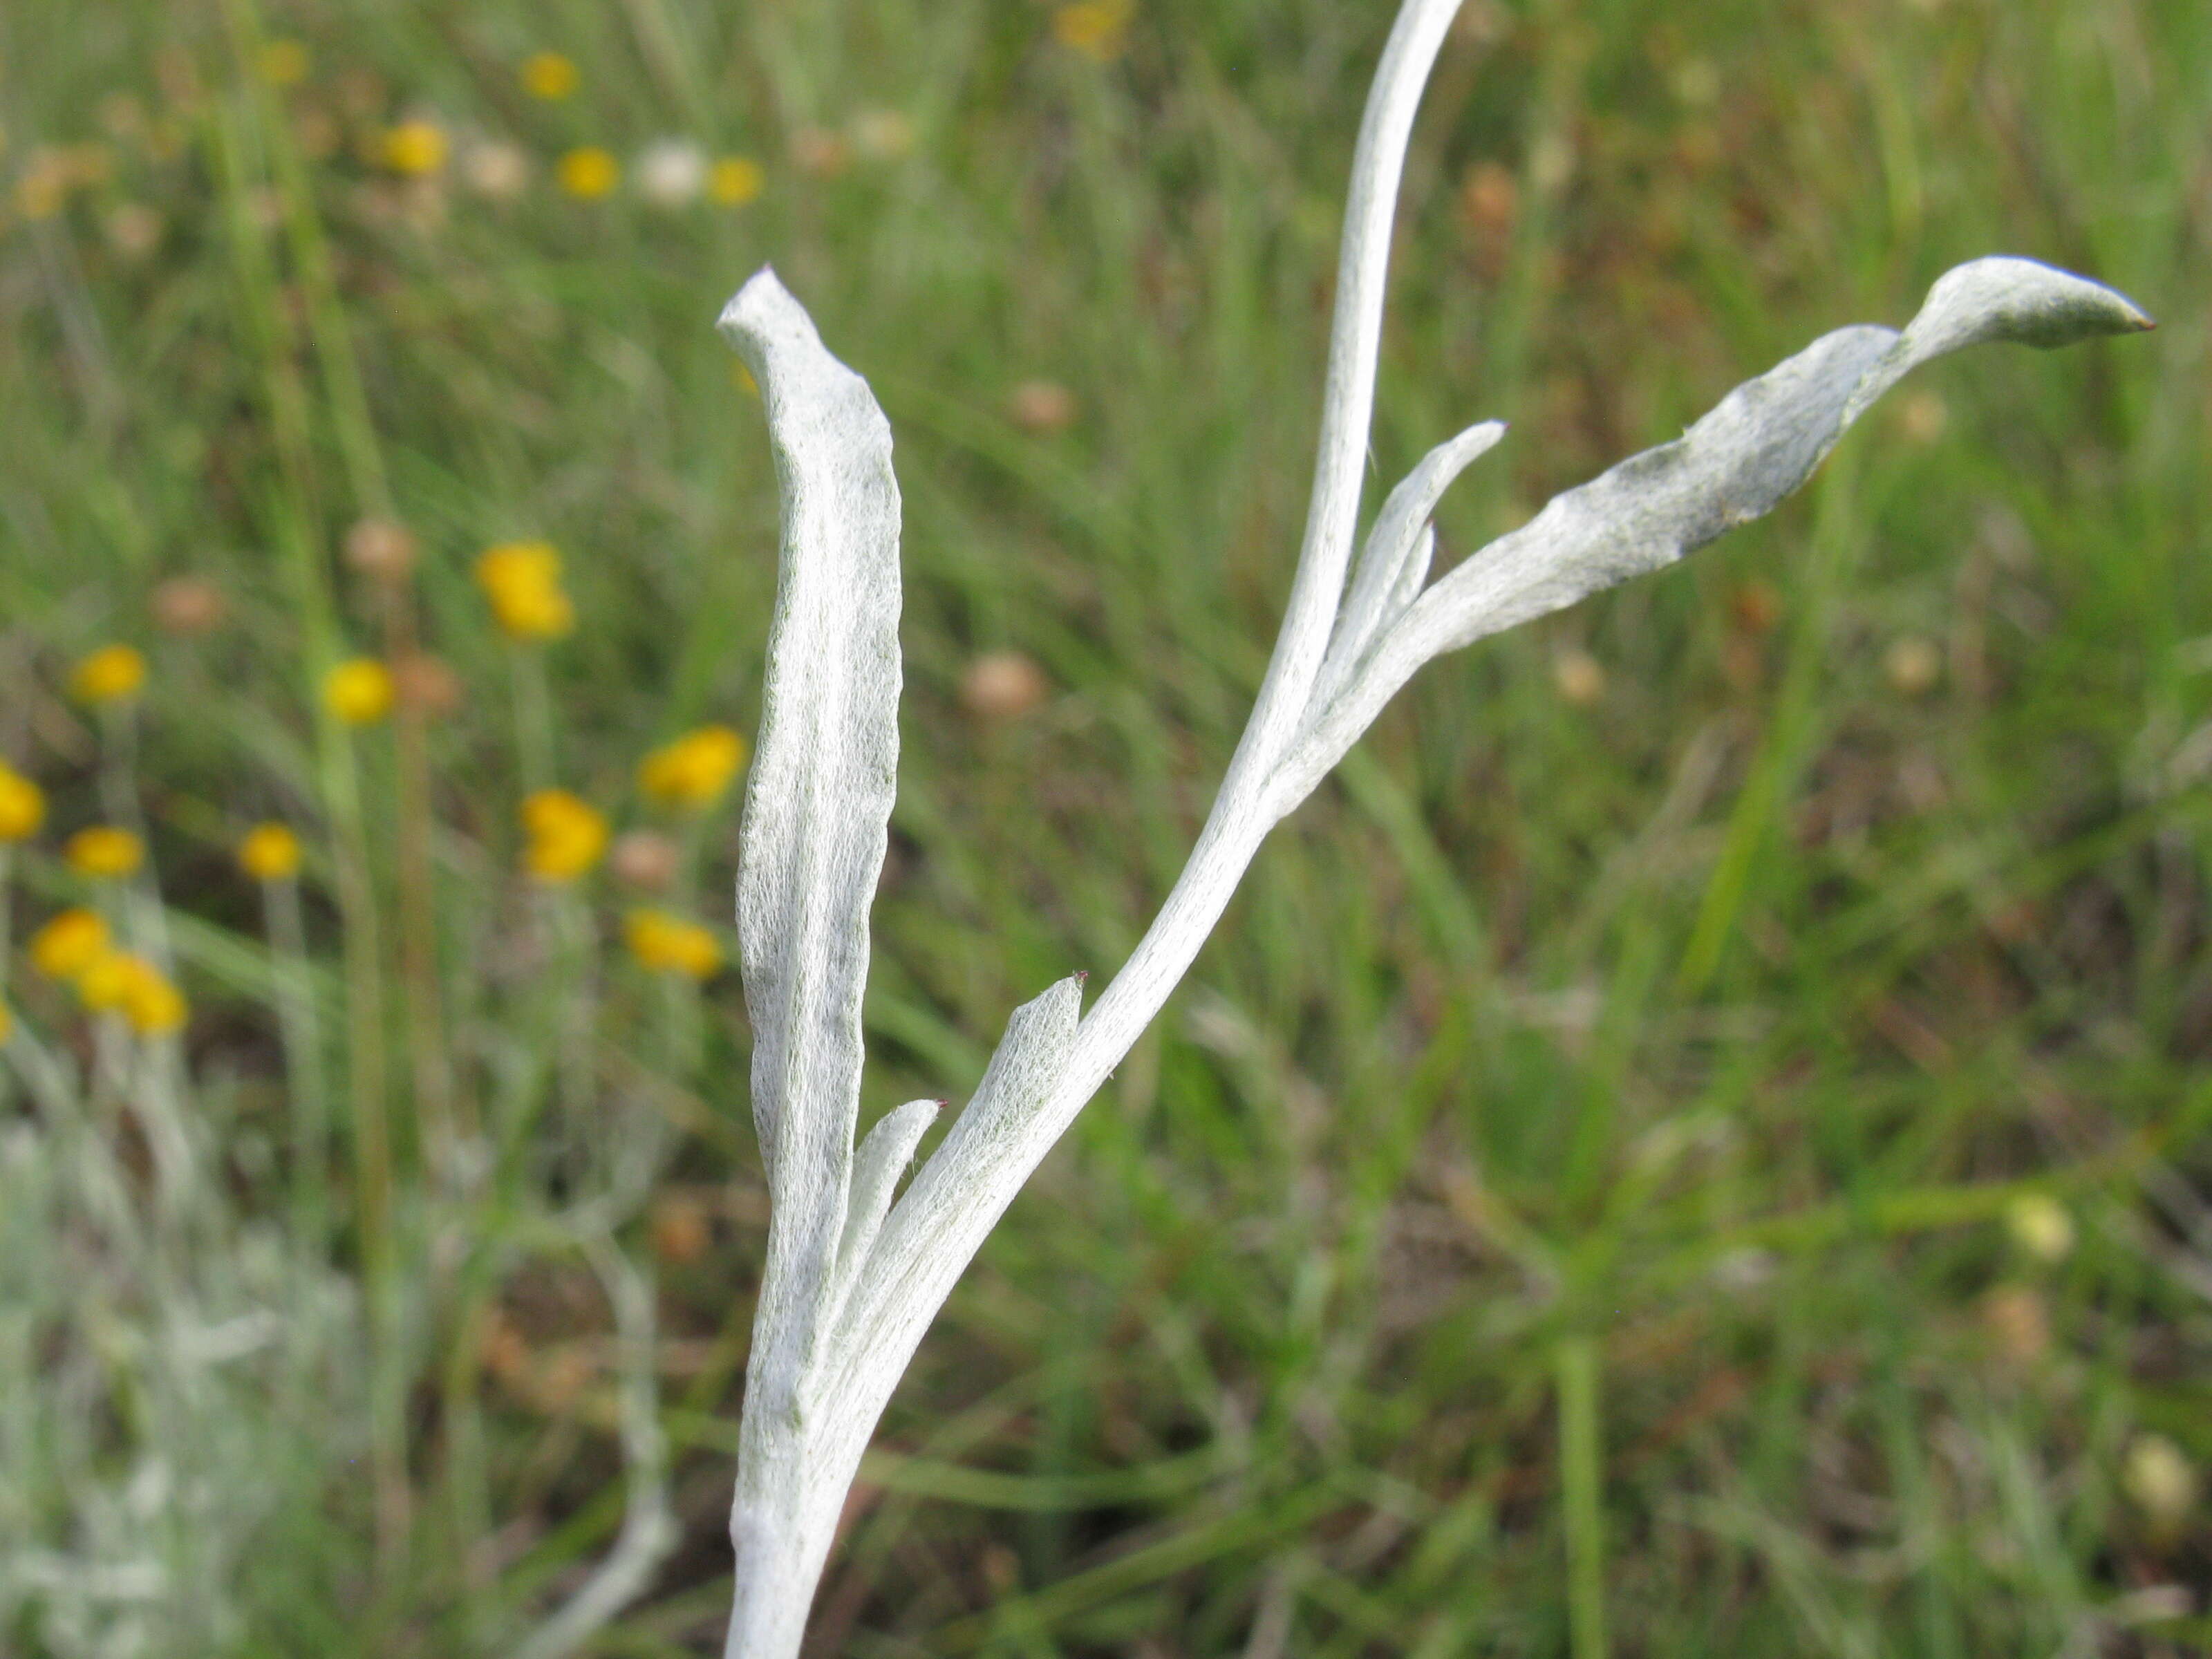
[1557,1334,1608,1659]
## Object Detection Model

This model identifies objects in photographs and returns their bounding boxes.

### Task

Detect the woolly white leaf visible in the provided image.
[1229,0,1470,782]
[830,1098,940,1306]
[818,977,1084,1421]
[720,268,906,1659]
[719,268,901,1231]
[1311,420,1505,716]
[1266,256,2154,816]
[1840,256,2155,426]
[725,978,1082,1659]
[871,975,1085,1284]
[1386,524,1438,631]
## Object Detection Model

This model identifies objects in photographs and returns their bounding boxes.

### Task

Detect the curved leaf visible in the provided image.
[1266,256,2153,816]
[718,266,903,1286]
[1311,420,1505,717]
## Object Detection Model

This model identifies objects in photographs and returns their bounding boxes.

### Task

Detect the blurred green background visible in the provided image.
[1,0,2206,1653]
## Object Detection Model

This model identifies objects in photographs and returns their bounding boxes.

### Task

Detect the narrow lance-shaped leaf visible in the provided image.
[1271,256,2153,812]
[718,267,903,1282]
[1311,420,1505,715]
[1415,256,2153,659]
[824,975,1084,1395]
[825,1097,941,1321]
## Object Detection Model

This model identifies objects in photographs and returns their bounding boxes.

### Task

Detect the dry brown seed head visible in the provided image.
[1008,379,1078,433]
[344,517,419,583]
[960,650,1050,720]
[651,1194,713,1265]
[151,576,228,637]
[391,653,463,717]
[610,830,682,892]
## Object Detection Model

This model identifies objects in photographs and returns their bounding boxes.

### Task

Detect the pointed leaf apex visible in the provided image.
[716,265,788,344]
[1907,257,2155,359]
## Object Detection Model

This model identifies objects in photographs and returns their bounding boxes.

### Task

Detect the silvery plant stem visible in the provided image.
[712,0,2150,1650]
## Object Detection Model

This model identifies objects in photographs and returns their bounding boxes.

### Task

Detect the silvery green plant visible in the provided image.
[711,0,2151,1650]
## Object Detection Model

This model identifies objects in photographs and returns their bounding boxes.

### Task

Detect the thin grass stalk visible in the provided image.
[97,702,175,977]
[1557,1334,1609,1659]
[0,845,12,1114]
[380,575,464,1170]
[212,86,411,1565]
[260,869,330,1242]
[512,646,557,795]
[442,1287,497,1613]
[553,889,601,1148]
[330,725,406,1556]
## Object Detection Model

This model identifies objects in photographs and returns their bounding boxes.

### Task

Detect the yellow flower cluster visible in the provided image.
[709,156,765,206]
[637,725,747,811]
[31,909,109,978]
[0,762,46,842]
[28,910,185,1036]
[79,951,188,1034]
[238,822,303,882]
[70,643,147,706]
[65,826,144,879]
[382,120,449,177]
[624,909,723,980]
[557,147,619,199]
[476,542,575,641]
[521,789,607,882]
[324,657,395,725]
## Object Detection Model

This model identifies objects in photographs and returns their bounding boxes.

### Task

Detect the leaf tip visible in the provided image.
[1915,257,2158,356]
[716,265,794,356]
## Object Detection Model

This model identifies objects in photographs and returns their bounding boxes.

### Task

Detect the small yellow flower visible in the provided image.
[323,658,395,725]
[0,999,11,1049]
[624,909,724,980]
[556,146,619,199]
[709,156,764,206]
[381,120,449,177]
[521,789,608,882]
[123,964,188,1037]
[638,725,748,812]
[76,950,139,1013]
[0,765,46,841]
[31,909,110,980]
[521,51,579,100]
[69,643,147,706]
[258,39,311,86]
[65,827,144,879]
[75,950,181,1034]
[1053,0,1134,62]
[476,542,576,641]
[77,951,187,1035]
[238,822,303,882]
